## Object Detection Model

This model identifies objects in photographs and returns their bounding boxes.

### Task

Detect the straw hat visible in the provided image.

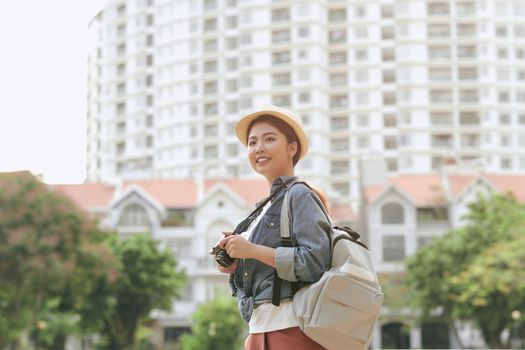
[234,105,309,161]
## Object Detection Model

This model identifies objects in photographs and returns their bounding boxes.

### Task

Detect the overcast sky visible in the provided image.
[0,1,105,184]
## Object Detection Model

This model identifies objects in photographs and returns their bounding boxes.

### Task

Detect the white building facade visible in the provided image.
[87,0,525,211]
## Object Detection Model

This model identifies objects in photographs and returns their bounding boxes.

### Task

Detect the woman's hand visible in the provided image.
[220,235,255,259]
[217,260,238,274]
[209,231,240,274]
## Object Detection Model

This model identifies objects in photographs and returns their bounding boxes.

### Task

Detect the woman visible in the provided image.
[213,106,331,349]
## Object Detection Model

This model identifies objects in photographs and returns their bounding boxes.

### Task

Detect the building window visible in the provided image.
[330,138,349,152]
[382,48,395,61]
[203,60,217,73]
[429,46,451,59]
[417,208,448,223]
[272,72,291,86]
[272,29,290,43]
[459,111,479,125]
[430,90,453,103]
[459,89,478,103]
[204,102,218,115]
[329,29,347,43]
[298,26,310,38]
[383,92,396,105]
[386,158,398,172]
[204,145,218,159]
[203,124,218,137]
[381,203,405,224]
[272,51,291,64]
[383,70,396,83]
[457,23,476,37]
[329,51,347,65]
[457,45,476,58]
[383,235,405,262]
[119,203,149,227]
[332,182,350,195]
[330,95,348,108]
[330,116,349,130]
[272,94,291,107]
[330,72,347,86]
[384,114,397,127]
[384,135,398,150]
[204,38,218,52]
[458,67,478,80]
[429,68,452,81]
[500,157,512,169]
[432,134,453,148]
[357,135,369,149]
[272,8,290,21]
[331,160,349,174]
[428,24,450,37]
[328,8,346,22]
[428,2,449,15]
[203,18,217,32]
[299,92,311,103]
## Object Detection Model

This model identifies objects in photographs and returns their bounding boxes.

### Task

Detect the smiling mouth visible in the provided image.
[256,157,270,163]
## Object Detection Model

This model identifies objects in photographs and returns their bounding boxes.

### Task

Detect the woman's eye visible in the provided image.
[265,137,275,143]
[248,141,256,147]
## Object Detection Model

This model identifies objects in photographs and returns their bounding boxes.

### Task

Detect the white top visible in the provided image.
[241,201,299,334]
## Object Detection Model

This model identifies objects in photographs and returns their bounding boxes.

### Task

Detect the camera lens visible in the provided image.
[216,249,234,267]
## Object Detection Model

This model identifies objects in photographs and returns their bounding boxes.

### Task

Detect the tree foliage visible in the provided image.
[407,192,525,348]
[179,296,247,350]
[91,233,187,350]
[0,171,187,350]
[0,171,117,349]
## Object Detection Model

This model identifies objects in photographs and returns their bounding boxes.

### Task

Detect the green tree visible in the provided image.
[90,233,187,350]
[407,192,525,348]
[0,171,117,349]
[179,296,247,350]
[452,233,525,348]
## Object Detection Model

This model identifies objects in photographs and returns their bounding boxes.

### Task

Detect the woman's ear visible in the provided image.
[288,141,298,159]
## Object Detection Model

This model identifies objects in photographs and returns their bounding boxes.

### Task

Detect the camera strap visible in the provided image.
[232,178,294,234]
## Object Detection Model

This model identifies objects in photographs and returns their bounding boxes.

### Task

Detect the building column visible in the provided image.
[410,325,422,349]
[372,322,382,349]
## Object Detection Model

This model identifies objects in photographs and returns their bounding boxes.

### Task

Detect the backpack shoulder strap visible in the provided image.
[273,180,330,306]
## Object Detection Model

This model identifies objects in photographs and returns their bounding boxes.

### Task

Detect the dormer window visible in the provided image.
[381,203,405,224]
[119,203,149,227]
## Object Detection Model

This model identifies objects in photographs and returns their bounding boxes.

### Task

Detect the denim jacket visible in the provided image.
[229,176,332,323]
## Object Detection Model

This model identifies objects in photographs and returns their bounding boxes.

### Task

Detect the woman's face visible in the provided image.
[247,121,297,182]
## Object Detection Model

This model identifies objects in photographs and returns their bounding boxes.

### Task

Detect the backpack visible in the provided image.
[277,182,384,350]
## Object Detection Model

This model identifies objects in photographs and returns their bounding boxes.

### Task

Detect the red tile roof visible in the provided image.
[484,174,525,202]
[447,175,476,198]
[365,175,446,206]
[204,179,269,205]
[364,173,525,205]
[122,179,197,208]
[50,183,114,211]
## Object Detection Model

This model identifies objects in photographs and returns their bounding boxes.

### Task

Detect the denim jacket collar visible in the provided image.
[255,176,297,207]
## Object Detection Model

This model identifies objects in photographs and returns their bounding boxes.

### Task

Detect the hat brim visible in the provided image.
[235,106,309,161]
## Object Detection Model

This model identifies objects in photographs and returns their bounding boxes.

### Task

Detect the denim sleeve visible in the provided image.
[275,189,331,283]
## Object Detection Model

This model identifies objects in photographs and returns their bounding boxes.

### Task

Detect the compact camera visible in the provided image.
[211,243,236,267]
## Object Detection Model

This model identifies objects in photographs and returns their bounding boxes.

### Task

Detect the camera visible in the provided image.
[211,244,236,267]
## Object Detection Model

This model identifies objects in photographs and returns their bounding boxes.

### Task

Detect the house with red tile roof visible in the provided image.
[361,171,525,349]
[48,176,355,338]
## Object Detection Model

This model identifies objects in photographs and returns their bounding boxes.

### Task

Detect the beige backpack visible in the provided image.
[278,183,384,350]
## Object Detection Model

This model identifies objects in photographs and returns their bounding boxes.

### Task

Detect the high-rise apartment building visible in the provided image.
[87,0,525,210]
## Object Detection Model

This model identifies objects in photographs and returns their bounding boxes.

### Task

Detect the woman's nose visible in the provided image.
[255,141,265,153]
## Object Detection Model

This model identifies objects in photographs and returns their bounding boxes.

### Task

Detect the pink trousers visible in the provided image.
[244,327,326,350]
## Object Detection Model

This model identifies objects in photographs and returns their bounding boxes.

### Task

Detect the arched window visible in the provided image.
[381,203,404,224]
[381,322,410,349]
[118,203,149,227]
